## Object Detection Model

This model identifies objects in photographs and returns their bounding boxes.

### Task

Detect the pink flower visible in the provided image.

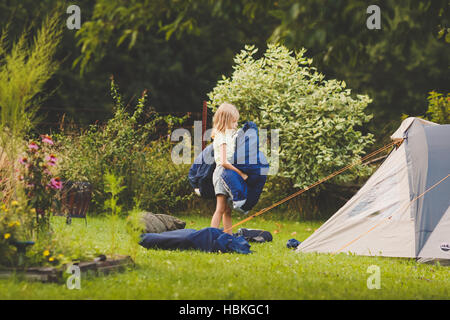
[48,177,62,190]
[46,154,57,166]
[41,135,54,145]
[28,142,39,151]
[46,154,57,161]
[19,157,28,164]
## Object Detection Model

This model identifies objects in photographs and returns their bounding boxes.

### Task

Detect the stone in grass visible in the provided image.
[141,212,186,233]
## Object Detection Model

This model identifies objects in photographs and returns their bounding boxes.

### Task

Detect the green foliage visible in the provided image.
[125,205,145,262]
[102,171,126,255]
[0,134,24,205]
[268,0,449,140]
[426,91,449,124]
[131,139,193,213]
[437,26,450,43]
[1,215,449,299]
[18,135,62,233]
[0,12,63,211]
[73,0,273,74]
[0,12,62,138]
[1,136,63,267]
[254,175,355,220]
[47,0,277,128]
[208,44,374,189]
[1,0,447,136]
[103,171,126,217]
[0,200,29,266]
[25,240,71,269]
[55,78,191,213]
[73,0,196,74]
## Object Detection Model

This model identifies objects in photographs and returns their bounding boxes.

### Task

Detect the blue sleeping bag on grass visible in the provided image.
[139,227,251,254]
[188,121,269,213]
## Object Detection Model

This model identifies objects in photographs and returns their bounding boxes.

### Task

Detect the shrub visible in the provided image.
[208,44,375,190]
[0,12,62,209]
[426,91,449,124]
[0,135,23,205]
[0,200,24,266]
[0,192,39,266]
[131,139,193,213]
[0,13,62,138]
[18,135,62,233]
[0,135,63,266]
[55,78,191,214]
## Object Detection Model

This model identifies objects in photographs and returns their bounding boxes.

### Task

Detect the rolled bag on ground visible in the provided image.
[188,121,270,213]
[139,227,252,254]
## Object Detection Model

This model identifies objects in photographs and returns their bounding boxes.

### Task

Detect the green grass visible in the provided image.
[0,214,449,300]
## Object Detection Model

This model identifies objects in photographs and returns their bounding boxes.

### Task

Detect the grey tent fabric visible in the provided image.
[296,140,415,257]
[297,118,450,264]
[405,122,450,257]
[417,207,450,265]
[390,117,437,140]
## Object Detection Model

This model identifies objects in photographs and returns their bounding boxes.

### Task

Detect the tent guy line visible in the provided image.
[333,173,450,255]
[297,118,449,263]
[224,139,402,234]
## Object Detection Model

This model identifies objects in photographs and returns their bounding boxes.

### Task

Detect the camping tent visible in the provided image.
[296,117,450,264]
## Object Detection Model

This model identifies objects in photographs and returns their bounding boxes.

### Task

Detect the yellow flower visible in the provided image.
[4,233,11,239]
[11,200,19,207]
[57,254,64,259]
[43,250,50,257]
[49,257,54,262]
[15,221,20,227]
[30,208,36,214]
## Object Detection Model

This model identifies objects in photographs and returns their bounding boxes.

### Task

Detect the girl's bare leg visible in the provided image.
[222,204,232,235]
[211,195,227,229]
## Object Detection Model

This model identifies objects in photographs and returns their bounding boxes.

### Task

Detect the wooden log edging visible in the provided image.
[0,255,134,283]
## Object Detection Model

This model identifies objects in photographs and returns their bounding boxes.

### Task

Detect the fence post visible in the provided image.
[202,100,207,150]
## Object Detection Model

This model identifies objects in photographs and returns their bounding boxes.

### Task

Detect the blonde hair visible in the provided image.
[211,103,239,139]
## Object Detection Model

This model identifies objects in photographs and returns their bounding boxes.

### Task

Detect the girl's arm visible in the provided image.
[220,143,248,180]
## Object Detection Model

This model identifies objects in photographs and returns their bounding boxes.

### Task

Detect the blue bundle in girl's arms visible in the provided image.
[188,121,269,213]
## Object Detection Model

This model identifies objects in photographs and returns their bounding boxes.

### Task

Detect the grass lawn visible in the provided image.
[0,213,449,300]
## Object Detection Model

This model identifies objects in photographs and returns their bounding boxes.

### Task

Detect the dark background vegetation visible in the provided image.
[0,0,448,137]
[0,0,448,220]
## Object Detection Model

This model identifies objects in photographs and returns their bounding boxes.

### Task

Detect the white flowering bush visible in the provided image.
[208,44,375,189]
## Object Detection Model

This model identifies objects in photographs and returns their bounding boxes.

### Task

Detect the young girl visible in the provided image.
[210,103,248,234]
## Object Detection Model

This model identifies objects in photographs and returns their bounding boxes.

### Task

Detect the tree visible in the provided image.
[208,44,374,189]
[73,0,276,74]
[267,0,449,140]
[68,0,277,123]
